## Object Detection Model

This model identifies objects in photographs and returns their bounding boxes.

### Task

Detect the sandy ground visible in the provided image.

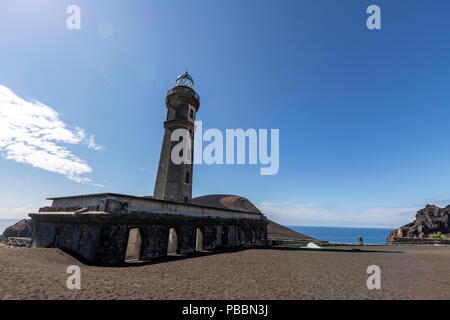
[0,245,449,300]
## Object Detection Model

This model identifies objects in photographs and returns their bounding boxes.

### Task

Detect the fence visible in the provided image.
[6,237,32,248]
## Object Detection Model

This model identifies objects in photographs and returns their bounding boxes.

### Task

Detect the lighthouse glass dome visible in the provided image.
[176,71,194,88]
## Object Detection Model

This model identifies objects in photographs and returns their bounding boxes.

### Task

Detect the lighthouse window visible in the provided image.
[188,105,195,120]
[185,172,190,184]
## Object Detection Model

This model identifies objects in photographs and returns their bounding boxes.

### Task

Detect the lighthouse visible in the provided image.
[30,70,268,264]
[153,71,200,203]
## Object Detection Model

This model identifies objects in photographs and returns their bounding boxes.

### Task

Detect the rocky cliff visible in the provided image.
[1,219,35,241]
[387,205,450,242]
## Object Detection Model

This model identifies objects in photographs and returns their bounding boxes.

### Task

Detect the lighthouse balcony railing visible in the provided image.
[167,88,200,101]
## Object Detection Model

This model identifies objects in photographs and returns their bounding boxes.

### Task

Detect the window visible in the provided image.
[185,172,190,184]
[188,105,195,120]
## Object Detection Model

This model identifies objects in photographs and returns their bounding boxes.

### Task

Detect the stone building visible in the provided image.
[29,72,267,264]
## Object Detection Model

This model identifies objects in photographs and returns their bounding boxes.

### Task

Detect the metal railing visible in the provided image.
[6,237,32,247]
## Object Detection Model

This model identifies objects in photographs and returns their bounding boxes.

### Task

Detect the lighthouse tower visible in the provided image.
[153,71,200,203]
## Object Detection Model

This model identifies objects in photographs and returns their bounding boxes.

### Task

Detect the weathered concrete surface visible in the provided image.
[32,221,59,248]
[139,225,169,260]
[176,225,196,254]
[32,222,102,262]
[202,225,216,250]
[93,225,129,264]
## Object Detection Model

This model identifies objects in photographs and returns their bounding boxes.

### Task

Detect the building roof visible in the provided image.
[191,194,262,214]
[47,193,262,215]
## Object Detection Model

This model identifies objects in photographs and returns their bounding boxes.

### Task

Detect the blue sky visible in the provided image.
[1,0,450,227]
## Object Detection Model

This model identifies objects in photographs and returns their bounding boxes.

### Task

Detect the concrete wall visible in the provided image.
[32,221,103,263]
[30,210,267,265]
[139,225,169,259]
[50,194,263,221]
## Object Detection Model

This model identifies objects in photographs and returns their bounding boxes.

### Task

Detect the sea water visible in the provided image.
[288,225,393,245]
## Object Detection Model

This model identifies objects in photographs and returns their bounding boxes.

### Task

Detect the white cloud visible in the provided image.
[257,201,420,228]
[87,134,105,151]
[74,127,105,151]
[0,201,52,220]
[0,85,104,184]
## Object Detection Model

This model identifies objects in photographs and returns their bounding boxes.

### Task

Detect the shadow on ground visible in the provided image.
[60,245,404,268]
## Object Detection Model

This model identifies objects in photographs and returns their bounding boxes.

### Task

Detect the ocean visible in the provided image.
[288,225,394,245]
[0,219,20,234]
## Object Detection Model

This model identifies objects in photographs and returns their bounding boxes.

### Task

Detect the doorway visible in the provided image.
[222,226,229,247]
[195,227,204,251]
[125,228,142,261]
[167,227,178,255]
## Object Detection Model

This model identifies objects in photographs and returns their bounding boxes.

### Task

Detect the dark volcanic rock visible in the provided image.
[2,219,36,239]
[387,205,450,242]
